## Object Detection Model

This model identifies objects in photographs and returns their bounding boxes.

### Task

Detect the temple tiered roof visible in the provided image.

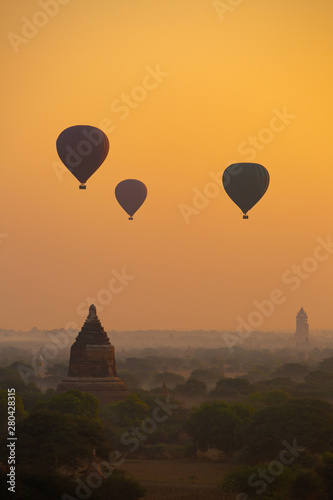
[74,304,110,345]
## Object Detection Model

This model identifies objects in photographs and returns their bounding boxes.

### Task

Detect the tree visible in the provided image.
[117,370,141,390]
[220,464,302,500]
[10,409,106,473]
[210,377,251,398]
[189,368,222,386]
[290,469,325,500]
[316,452,333,499]
[102,393,150,428]
[33,390,99,419]
[187,401,244,457]
[0,469,145,500]
[223,356,241,372]
[121,391,187,446]
[0,471,75,500]
[304,371,333,385]
[272,363,310,381]
[244,399,333,461]
[0,366,42,410]
[249,390,291,407]
[231,403,255,422]
[255,376,296,394]
[318,357,333,373]
[123,358,155,384]
[298,371,333,400]
[101,393,150,447]
[0,389,26,436]
[175,378,207,397]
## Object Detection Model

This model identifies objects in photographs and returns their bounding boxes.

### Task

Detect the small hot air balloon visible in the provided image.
[115,179,147,220]
[56,125,109,189]
[222,163,270,219]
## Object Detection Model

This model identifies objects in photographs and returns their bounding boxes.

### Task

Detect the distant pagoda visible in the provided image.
[295,307,309,344]
[57,304,128,405]
[161,380,169,396]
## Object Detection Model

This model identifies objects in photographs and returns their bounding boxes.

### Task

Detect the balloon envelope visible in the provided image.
[115,179,147,219]
[56,125,109,186]
[222,163,270,218]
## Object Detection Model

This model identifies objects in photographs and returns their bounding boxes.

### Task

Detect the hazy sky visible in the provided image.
[1,0,333,332]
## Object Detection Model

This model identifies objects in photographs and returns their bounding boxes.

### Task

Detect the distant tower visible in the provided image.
[161,380,169,396]
[57,304,128,405]
[295,307,309,343]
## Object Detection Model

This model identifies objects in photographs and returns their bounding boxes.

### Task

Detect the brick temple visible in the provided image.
[57,304,128,405]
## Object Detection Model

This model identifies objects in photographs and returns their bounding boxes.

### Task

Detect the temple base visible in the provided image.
[57,377,129,405]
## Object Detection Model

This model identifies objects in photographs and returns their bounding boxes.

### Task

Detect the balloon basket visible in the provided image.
[243,215,249,219]
[128,217,133,220]
[79,184,86,190]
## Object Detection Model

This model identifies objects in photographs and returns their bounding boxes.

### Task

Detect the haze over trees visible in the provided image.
[2,340,333,497]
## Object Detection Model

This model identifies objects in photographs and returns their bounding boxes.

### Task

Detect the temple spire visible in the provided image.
[88,304,97,319]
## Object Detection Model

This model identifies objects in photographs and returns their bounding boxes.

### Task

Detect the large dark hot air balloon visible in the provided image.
[222,163,270,219]
[115,179,147,220]
[56,125,109,189]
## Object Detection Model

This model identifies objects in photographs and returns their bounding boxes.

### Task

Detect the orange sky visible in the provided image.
[1,0,333,332]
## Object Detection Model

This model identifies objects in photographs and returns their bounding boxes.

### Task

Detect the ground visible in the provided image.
[119,459,235,500]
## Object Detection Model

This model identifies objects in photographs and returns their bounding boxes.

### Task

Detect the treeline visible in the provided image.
[4,344,333,394]
[1,386,333,498]
[0,388,145,499]
[1,347,333,498]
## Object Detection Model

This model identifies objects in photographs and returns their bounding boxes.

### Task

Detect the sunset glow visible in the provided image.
[1,0,333,332]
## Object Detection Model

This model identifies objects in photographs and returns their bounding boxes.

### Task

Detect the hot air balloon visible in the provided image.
[115,179,147,220]
[222,163,270,219]
[56,125,109,189]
